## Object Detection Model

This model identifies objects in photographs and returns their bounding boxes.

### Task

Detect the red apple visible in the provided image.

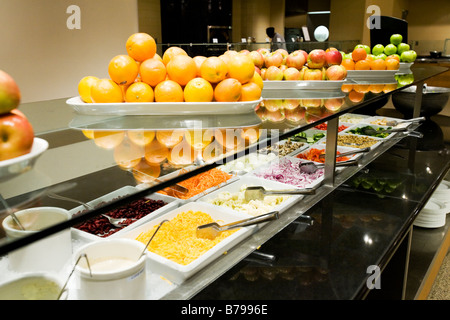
[325,50,343,67]
[0,110,34,161]
[264,51,283,68]
[297,50,308,62]
[325,65,347,80]
[282,99,301,110]
[275,48,289,64]
[325,47,338,53]
[279,64,287,72]
[298,66,308,80]
[307,49,326,69]
[286,51,306,69]
[257,48,270,58]
[248,50,265,68]
[263,99,284,112]
[254,66,261,75]
[0,70,21,115]
[260,68,267,79]
[264,66,283,80]
[239,49,250,55]
[303,68,324,81]
[283,67,301,80]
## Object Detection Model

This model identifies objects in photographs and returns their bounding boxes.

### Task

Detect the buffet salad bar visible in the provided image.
[0,31,443,300]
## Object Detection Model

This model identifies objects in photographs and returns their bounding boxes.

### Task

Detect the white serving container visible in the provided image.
[73,239,147,300]
[119,201,257,284]
[69,186,180,242]
[197,176,303,217]
[342,123,397,140]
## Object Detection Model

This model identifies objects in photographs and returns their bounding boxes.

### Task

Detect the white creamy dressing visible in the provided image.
[89,257,135,272]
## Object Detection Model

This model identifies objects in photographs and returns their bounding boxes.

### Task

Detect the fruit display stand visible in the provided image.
[0,65,449,301]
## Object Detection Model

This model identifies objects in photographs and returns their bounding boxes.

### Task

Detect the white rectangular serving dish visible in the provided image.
[364,116,410,128]
[70,186,180,242]
[217,152,279,176]
[293,145,365,163]
[119,201,257,284]
[197,176,303,217]
[66,96,261,116]
[248,156,324,190]
[338,113,370,124]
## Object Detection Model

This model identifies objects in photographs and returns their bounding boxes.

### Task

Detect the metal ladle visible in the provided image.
[0,193,25,230]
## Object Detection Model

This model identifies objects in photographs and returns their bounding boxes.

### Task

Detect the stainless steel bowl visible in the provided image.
[392,85,450,117]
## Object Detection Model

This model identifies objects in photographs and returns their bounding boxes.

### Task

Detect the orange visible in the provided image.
[193,56,207,77]
[369,59,386,70]
[78,76,99,103]
[239,81,262,101]
[93,131,125,149]
[348,90,364,103]
[139,58,167,87]
[162,46,188,66]
[354,60,371,70]
[127,130,155,146]
[131,160,161,184]
[125,33,157,62]
[154,80,184,102]
[81,129,94,139]
[341,84,353,93]
[368,84,384,93]
[144,139,169,165]
[166,54,197,86]
[386,55,400,62]
[341,58,355,71]
[365,54,374,62]
[183,77,214,102]
[125,81,154,102]
[114,138,144,169]
[108,55,139,86]
[353,84,370,93]
[250,71,264,90]
[156,130,185,147]
[227,54,255,84]
[200,56,228,83]
[90,78,124,103]
[214,78,242,102]
[167,139,196,166]
[385,58,400,70]
[352,48,367,62]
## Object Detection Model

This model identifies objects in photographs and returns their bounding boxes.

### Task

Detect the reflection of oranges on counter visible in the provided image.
[383,83,397,93]
[202,140,226,163]
[156,130,185,148]
[144,139,169,165]
[353,84,370,94]
[81,129,94,139]
[114,137,144,169]
[348,90,364,103]
[131,160,161,183]
[127,130,155,146]
[168,139,196,166]
[214,129,245,151]
[184,129,214,150]
[341,84,353,93]
[93,131,125,149]
[368,84,384,94]
[240,126,261,146]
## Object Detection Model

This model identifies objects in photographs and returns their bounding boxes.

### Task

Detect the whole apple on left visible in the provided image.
[0,70,21,115]
[286,51,306,69]
[0,110,34,161]
[325,65,347,80]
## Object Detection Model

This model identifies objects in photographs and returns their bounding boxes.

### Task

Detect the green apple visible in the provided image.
[384,44,397,56]
[396,74,414,87]
[400,50,417,62]
[390,34,403,46]
[372,44,384,55]
[375,53,387,60]
[355,44,371,55]
[397,43,410,55]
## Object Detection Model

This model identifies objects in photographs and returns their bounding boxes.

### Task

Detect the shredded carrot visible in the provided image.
[296,148,349,163]
[158,168,232,199]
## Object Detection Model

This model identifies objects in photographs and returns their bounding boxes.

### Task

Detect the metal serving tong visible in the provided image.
[361,126,423,138]
[244,186,315,201]
[299,159,359,174]
[318,147,371,159]
[385,116,425,127]
[196,211,279,240]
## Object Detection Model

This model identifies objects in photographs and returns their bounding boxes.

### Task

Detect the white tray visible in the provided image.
[364,116,411,128]
[70,186,180,242]
[0,138,48,182]
[293,145,364,163]
[262,80,345,90]
[197,176,303,217]
[341,123,398,140]
[119,201,257,284]
[346,70,397,83]
[66,96,262,116]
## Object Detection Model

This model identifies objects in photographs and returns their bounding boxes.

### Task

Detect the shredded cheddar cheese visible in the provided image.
[135,210,237,266]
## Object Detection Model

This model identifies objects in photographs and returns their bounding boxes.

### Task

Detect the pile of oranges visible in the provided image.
[78,32,263,104]
[341,47,400,71]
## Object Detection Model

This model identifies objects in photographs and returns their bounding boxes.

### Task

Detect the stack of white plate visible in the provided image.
[414,180,450,228]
